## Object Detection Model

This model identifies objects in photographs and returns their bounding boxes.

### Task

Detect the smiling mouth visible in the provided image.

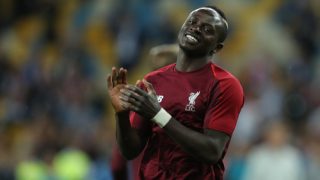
[185,34,199,44]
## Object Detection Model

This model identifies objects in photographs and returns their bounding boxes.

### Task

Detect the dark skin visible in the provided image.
[107,8,230,163]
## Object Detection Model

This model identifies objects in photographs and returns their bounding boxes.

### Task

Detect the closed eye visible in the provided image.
[203,25,214,33]
[187,18,197,25]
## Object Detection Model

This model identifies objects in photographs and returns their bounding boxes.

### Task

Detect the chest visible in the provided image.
[151,74,212,121]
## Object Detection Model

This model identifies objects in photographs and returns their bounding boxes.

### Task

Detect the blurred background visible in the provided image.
[0,0,319,179]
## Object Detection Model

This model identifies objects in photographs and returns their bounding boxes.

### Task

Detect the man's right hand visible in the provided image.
[107,67,128,113]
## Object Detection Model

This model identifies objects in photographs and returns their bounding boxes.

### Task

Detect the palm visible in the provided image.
[109,84,126,112]
[107,67,128,113]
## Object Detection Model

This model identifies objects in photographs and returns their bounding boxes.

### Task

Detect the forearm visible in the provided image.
[162,118,225,164]
[115,112,145,160]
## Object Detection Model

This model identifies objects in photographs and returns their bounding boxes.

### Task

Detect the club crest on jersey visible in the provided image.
[157,95,164,103]
[185,91,200,112]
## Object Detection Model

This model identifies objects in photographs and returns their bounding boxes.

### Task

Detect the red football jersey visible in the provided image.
[130,62,244,180]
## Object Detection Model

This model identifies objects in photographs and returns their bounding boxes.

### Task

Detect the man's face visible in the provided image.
[178,8,225,56]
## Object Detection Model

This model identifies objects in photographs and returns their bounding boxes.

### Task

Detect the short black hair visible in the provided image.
[205,5,228,43]
[205,5,227,21]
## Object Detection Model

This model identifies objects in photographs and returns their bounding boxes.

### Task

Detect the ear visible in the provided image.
[212,43,224,54]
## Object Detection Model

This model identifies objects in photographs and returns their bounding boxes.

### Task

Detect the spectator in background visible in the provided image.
[148,44,178,70]
[243,120,306,180]
[115,11,143,70]
[302,110,320,180]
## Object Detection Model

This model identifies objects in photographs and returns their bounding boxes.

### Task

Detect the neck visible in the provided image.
[175,49,211,72]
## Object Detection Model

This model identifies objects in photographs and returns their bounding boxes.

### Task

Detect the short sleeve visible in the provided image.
[204,77,244,136]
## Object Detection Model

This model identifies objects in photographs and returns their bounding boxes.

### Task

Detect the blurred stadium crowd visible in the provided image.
[0,0,319,179]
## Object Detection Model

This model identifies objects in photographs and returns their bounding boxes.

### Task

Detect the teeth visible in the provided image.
[186,34,198,43]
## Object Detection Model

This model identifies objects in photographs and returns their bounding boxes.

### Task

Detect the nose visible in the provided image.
[189,26,201,35]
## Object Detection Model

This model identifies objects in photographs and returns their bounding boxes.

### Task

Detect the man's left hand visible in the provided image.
[119,79,161,119]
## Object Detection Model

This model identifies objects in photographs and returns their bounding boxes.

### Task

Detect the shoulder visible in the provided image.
[210,63,243,93]
[144,63,175,79]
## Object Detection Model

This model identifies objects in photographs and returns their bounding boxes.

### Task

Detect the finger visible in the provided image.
[120,101,130,110]
[117,67,124,84]
[119,98,139,112]
[120,94,141,108]
[142,79,156,96]
[128,103,139,112]
[120,90,139,102]
[121,88,144,102]
[126,85,148,97]
[122,69,127,84]
[107,74,113,89]
[111,67,118,86]
[119,94,129,101]
[135,80,141,87]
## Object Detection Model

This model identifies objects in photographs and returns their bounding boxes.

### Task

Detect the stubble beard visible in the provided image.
[179,43,208,58]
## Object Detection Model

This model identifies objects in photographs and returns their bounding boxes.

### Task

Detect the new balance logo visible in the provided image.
[157,95,164,103]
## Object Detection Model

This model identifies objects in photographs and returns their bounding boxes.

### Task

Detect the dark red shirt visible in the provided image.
[130,62,244,180]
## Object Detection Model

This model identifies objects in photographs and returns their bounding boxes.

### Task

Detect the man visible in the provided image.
[107,6,244,179]
[148,44,178,70]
